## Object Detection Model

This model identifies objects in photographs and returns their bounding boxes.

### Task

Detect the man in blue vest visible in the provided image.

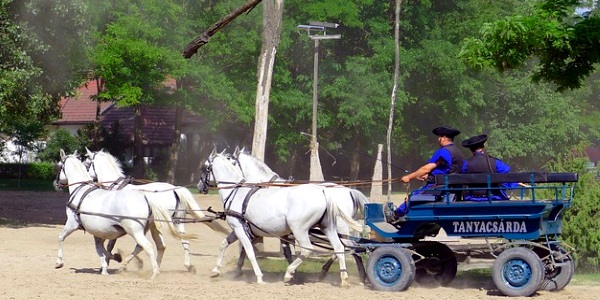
[385,126,464,223]
[460,134,523,201]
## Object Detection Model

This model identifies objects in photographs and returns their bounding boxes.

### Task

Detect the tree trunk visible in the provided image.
[349,136,361,181]
[167,105,183,184]
[252,0,283,162]
[386,0,402,200]
[133,105,145,178]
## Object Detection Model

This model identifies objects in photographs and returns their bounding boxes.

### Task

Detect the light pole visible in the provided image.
[298,21,341,181]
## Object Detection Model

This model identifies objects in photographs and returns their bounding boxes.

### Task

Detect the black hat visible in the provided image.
[461,134,488,149]
[432,126,461,138]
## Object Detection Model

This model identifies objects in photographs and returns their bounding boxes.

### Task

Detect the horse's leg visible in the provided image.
[236,240,246,277]
[128,230,159,279]
[149,222,166,267]
[173,221,194,273]
[319,255,337,281]
[106,239,122,263]
[232,226,264,284]
[55,217,80,269]
[351,252,366,285]
[93,237,110,275]
[211,231,238,277]
[284,231,314,283]
[281,236,294,264]
[322,226,350,287]
[120,245,144,272]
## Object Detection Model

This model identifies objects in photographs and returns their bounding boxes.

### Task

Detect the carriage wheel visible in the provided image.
[366,246,415,292]
[534,245,575,291]
[492,248,544,297]
[414,242,457,287]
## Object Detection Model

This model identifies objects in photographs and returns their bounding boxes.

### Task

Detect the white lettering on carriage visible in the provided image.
[452,221,527,233]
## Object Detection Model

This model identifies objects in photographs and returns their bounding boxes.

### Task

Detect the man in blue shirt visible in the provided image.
[386,126,463,222]
[460,134,519,201]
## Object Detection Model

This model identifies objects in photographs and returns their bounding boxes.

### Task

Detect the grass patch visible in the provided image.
[0,178,54,191]
[0,217,27,227]
[571,272,600,285]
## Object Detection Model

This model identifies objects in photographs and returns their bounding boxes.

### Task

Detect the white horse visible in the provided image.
[222,147,369,282]
[84,148,229,272]
[198,150,363,285]
[54,150,190,278]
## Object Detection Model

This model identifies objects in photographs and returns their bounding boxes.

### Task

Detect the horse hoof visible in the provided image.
[283,274,293,283]
[187,265,197,274]
[55,263,63,269]
[112,253,122,263]
[257,281,266,285]
[210,271,220,278]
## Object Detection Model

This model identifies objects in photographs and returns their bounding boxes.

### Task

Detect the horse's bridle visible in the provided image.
[54,156,69,190]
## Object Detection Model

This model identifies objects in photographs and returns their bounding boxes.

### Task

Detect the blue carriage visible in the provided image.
[357,172,577,297]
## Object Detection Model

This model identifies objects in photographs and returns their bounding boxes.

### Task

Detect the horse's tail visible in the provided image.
[324,191,364,233]
[146,196,198,240]
[173,187,230,236]
[349,189,370,215]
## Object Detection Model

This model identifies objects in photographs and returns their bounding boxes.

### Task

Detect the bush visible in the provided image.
[0,162,55,179]
[545,145,600,272]
[27,162,55,180]
[37,129,80,162]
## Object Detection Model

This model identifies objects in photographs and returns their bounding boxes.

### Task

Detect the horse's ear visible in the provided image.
[73,149,78,157]
[86,147,93,157]
[234,146,241,157]
[60,149,66,160]
[210,148,216,157]
[219,148,227,155]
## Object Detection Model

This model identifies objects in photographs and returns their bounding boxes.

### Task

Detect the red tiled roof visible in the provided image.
[100,106,203,146]
[54,79,112,125]
[585,146,600,163]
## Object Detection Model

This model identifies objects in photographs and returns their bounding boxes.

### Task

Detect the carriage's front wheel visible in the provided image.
[366,246,415,292]
[492,247,544,297]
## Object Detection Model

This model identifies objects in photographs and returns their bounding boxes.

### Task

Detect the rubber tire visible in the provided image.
[414,242,457,287]
[534,246,575,291]
[492,248,544,297]
[366,247,416,292]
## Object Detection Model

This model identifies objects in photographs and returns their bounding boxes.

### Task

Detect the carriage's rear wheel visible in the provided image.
[534,245,575,291]
[413,242,457,287]
[366,246,415,292]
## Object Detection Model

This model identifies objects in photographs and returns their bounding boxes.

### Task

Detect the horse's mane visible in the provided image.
[239,151,279,177]
[213,153,244,178]
[96,150,125,177]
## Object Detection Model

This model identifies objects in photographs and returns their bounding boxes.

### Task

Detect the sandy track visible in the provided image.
[0,190,597,299]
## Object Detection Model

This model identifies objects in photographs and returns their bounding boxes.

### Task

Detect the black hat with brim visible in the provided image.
[461,134,488,149]
[432,126,461,138]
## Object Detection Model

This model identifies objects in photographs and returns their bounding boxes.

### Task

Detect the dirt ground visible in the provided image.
[0,190,598,300]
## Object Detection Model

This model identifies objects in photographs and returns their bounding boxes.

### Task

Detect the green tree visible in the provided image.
[37,129,80,162]
[90,0,183,177]
[459,0,600,91]
[1,0,90,155]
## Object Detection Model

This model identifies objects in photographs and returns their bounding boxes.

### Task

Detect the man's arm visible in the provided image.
[401,162,437,183]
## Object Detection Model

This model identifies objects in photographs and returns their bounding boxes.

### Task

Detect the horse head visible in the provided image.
[54,149,88,191]
[198,149,243,194]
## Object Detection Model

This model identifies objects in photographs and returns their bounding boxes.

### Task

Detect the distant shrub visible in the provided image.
[0,162,55,179]
[27,162,55,180]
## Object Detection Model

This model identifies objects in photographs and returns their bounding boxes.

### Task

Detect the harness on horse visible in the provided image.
[66,183,101,231]
[222,182,262,241]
